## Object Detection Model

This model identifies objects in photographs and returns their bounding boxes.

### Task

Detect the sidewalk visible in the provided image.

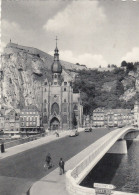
[29,131,100,195]
[0,129,84,160]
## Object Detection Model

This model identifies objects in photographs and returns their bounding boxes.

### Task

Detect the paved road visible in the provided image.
[0,128,110,195]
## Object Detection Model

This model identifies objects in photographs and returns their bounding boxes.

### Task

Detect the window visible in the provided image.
[63,115,67,123]
[64,82,67,85]
[43,115,48,123]
[64,107,67,112]
[74,105,78,110]
[54,74,57,78]
[45,82,47,85]
[51,103,59,114]
[45,88,47,92]
[54,82,57,85]
[64,88,66,91]
[64,99,66,102]
[44,108,47,112]
[44,99,47,103]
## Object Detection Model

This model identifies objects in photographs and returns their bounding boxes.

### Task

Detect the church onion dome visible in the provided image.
[51,38,62,74]
[51,60,62,74]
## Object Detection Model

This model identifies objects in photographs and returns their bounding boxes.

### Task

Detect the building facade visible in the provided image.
[134,101,139,127]
[0,111,4,131]
[20,105,41,133]
[42,43,83,130]
[4,109,20,131]
[92,107,134,127]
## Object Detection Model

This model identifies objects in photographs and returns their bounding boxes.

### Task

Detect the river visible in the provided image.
[80,140,139,193]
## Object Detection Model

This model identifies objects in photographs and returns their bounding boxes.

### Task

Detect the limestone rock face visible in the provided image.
[1,43,86,110]
[120,66,139,101]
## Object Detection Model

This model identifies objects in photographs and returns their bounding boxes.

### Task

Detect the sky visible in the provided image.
[1,0,139,68]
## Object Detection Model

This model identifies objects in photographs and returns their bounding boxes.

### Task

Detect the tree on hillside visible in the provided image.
[121,61,127,67]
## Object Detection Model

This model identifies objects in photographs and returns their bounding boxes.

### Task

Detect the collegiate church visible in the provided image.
[42,40,83,130]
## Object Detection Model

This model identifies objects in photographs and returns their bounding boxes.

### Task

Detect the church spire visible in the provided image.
[51,36,62,74]
[54,36,59,54]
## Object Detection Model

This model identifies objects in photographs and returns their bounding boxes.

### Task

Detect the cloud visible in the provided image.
[49,50,107,68]
[43,1,106,36]
[2,19,22,40]
[1,19,37,48]
[121,47,139,62]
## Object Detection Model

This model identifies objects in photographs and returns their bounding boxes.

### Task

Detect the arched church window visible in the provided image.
[44,99,47,103]
[55,74,57,78]
[64,88,66,91]
[64,99,66,102]
[45,82,47,85]
[63,115,67,124]
[44,108,47,112]
[51,103,59,114]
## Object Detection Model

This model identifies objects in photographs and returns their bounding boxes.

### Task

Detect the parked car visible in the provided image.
[84,127,92,132]
[69,130,79,137]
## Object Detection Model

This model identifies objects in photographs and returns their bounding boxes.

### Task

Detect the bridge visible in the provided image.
[66,126,139,195]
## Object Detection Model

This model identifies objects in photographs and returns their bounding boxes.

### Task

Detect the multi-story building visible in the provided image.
[92,108,105,127]
[92,107,134,127]
[20,105,41,133]
[0,111,4,131]
[4,109,20,132]
[42,42,83,130]
[134,101,139,127]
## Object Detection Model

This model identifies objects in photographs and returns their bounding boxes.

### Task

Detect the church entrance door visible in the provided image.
[50,117,60,130]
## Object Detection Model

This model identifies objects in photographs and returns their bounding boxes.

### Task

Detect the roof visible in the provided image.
[105,109,131,114]
[21,105,39,112]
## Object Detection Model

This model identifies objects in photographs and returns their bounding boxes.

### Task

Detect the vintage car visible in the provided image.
[69,130,79,137]
[84,127,92,132]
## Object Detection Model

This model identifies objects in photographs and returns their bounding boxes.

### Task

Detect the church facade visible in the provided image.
[42,43,83,130]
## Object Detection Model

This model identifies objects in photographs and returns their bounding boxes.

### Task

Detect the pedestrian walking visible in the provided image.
[44,153,53,169]
[59,158,65,175]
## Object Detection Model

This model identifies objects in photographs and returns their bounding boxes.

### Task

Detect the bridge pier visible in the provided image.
[107,139,127,154]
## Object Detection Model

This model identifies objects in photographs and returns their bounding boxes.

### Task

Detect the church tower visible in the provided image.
[51,37,62,85]
[42,38,83,131]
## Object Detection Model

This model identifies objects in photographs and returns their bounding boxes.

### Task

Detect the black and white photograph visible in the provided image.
[0,0,139,195]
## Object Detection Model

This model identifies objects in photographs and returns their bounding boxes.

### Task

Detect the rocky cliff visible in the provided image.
[0,42,86,111]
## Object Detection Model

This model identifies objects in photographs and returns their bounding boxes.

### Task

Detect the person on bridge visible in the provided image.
[59,158,65,175]
[45,153,52,168]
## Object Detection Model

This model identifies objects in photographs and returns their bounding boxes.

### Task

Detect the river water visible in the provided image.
[80,140,139,193]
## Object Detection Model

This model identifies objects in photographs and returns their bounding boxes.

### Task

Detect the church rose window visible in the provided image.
[51,103,59,114]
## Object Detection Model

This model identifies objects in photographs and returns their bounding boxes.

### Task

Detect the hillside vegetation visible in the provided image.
[73,64,139,115]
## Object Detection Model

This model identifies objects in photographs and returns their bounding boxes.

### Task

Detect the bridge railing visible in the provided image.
[71,126,133,180]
